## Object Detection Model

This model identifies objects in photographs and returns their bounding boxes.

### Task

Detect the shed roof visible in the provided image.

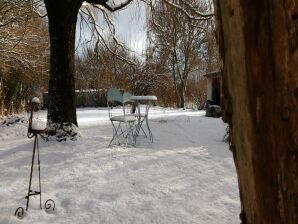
[204,71,221,79]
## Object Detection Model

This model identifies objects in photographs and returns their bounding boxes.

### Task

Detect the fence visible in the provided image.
[42,89,107,108]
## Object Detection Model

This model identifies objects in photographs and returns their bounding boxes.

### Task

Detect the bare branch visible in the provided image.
[0,0,49,71]
[162,0,213,20]
[85,0,133,12]
[80,3,137,66]
[102,0,133,12]
[143,0,214,21]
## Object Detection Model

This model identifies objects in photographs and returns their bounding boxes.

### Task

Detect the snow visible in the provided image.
[31,119,46,131]
[0,107,240,224]
[130,96,157,101]
[31,113,46,131]
[31,97,40,104]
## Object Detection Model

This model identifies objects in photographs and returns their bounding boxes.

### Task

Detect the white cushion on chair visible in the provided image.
[110,115,136,122]
[135,113,146,118]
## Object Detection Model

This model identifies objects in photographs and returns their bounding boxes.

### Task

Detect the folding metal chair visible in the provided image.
[107,88,136,147]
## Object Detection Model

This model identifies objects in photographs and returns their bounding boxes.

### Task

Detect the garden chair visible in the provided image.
[107,88,136,147]
[122,92,149,140]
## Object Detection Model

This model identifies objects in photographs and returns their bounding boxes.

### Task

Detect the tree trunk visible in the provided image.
[44,0,82,137]
[171,65,180,108]
[215,1,298,223]
[175,84,181,108]
[179,82,186,108]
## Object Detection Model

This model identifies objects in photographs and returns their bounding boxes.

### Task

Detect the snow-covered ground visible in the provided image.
[0,107,240,224]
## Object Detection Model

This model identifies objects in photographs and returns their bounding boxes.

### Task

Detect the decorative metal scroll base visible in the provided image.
[15,199,55,218]
[14,134,55,219]
[14,207,24,219]
[44,199,56,212]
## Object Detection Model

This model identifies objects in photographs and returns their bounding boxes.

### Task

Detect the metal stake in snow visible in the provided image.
[15,97,55,219]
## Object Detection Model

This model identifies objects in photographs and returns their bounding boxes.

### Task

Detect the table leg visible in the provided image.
[145,105,153,142]
[134,102,141,138]
[133,101,154,143]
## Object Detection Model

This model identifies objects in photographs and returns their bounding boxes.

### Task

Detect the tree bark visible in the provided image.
[214,0,298,223]
[170,59,180,108]
[44,0,82,136]
[179,82,186,108]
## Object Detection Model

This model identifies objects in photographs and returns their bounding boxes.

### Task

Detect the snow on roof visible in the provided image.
[43,89,104,94]
[75,89,101,93]
[31,97,40,104]
[204,71,221,79]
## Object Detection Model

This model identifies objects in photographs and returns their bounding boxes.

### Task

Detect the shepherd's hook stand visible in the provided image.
[15,97,55,219]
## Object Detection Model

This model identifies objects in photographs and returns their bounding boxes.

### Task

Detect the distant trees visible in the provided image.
[147,0,213,108]
[0,0,49,116]
[76,40,160,100]
[76,41,138,93]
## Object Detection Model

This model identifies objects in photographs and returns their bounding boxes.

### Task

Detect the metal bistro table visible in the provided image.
[130,95,157,143]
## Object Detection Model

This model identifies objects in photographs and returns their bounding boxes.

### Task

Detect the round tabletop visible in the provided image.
[130,95,157,101]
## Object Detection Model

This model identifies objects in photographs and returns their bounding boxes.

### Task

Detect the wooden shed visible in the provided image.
[204,71,222,106]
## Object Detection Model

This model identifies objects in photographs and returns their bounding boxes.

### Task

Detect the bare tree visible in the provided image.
[147,0,212,108]
[0,0,49,116]
[38,0,134,138]
[0,0,48,69]
[76,40,138,93]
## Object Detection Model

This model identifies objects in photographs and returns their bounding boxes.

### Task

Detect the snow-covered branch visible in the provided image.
[79,2,137,66]
[85,0,134,12]
[0,0,49,70]
[143,0,214,21]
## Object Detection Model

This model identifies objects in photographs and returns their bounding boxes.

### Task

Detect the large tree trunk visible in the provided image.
[215,1,298,223]
[45,0,82,138]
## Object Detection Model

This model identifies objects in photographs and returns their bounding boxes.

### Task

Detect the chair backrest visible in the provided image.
[122,92,135,115]
[107,88,122,104]
[123,92,133,104]
[106,89,135,118]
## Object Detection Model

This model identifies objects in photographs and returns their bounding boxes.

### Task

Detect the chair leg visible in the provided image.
[139,118,147,137]
[123,122,136,147]
[109,120,138,147]
[134,117,147,138]
[134,120,140,137]
[124,123,130,147]
[128,122,137,146]
[109,122,121,146]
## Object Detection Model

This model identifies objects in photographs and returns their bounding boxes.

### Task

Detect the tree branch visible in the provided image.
[80,4,137,66]
[162,0,213,20]
[85,0,133,12]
